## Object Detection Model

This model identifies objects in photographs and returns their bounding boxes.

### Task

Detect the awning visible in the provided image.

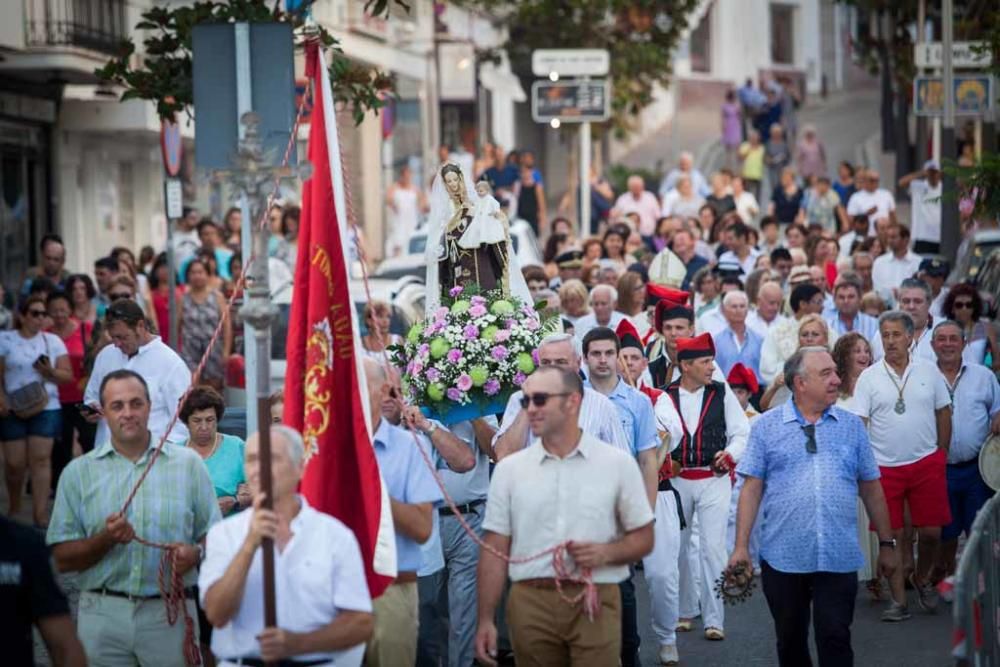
[479,53,526,103]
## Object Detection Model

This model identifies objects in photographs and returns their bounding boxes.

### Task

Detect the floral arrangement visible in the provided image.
[390,286,551,423]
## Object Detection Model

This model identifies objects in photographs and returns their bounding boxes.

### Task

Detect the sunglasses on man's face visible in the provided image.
[802,424,817,454]
[519,392,571,409]
[109,292,132,301]
[27,309,47,318]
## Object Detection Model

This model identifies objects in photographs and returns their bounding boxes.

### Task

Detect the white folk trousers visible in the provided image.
[674,474,732,630]
[641,489,682,646]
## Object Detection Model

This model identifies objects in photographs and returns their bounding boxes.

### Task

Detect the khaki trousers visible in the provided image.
[365,581,418,667]
[77,591,198,667]
[507,582,621,666]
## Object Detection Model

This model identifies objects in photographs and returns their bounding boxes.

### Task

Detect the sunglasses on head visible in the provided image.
[519,392,570,409]
[802,423,817,454]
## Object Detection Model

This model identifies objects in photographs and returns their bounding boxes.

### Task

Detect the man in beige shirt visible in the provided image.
[474,366,655,666]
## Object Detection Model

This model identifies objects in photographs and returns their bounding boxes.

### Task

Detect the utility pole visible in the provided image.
[940,0,960,262]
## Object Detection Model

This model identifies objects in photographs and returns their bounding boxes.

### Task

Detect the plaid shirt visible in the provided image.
[47,438,220,595]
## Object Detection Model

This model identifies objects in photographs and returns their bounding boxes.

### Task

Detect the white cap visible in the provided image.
[923,159,940,171]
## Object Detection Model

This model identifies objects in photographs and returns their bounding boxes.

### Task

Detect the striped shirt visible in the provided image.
[47,437,220,596]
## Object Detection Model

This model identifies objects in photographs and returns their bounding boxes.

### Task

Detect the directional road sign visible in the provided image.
[531,49,610,78]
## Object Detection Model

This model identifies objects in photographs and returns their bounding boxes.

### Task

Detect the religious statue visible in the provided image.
[425,163,531,310]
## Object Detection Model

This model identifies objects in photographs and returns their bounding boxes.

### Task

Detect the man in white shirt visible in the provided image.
[717,222,761,277]
[746,281,788,338]
[851,311,952,622]
[475,366,654,666]
[573,285,626,342]
[871,224,922,303]
[846,169,897,234]
[492,333,629,458]
[899,160,943,254]
[83,300,191,445]
[613,175,662,237]
[838,214,871,259]
[931,321,1000,581]
[200,426,373,666]
[665,333,750,641]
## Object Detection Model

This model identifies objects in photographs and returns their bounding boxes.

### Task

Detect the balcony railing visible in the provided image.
[25,0,126,55]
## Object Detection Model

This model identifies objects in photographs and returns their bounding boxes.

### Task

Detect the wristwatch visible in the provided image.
[879,538,897,549]
[424,421,439,436]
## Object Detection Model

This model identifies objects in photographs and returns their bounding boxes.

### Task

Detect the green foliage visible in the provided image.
[96,0,405,124]
[454,0,702,138]
[945,152,1000,219]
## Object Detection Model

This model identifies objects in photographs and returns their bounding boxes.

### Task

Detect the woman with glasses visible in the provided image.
[943,283,999,370]
[0,295,72,527]
[46,291,97,490]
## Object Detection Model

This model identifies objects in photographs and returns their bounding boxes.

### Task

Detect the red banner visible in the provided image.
[285,41,394,598]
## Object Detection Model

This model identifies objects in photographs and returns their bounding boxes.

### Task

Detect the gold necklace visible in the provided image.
[192,433,221,460]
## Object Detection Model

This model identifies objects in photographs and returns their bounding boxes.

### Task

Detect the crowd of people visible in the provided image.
[4,121,999,667]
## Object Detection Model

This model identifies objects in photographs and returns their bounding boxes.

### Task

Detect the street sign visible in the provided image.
[913,75,994,116]
[532,49,610,77]
[914,41,992,69]
[164,178,183,219]
[532,80,610,123]
[160,118,182,177]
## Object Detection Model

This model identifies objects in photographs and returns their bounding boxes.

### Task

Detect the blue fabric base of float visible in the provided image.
[420,398,508,426]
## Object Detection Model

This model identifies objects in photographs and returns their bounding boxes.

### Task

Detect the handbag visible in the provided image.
[8,334,51,420]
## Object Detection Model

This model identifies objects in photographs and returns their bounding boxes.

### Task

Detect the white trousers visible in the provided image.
[726,475,761,565]
[674,474,732,630]
[642,489,682,646]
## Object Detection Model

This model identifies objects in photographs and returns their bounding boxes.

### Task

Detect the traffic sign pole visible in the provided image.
[160,117,182,353]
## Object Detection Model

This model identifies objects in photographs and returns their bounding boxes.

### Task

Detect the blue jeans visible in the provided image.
[416,504,485,667]
[943,460,996,541]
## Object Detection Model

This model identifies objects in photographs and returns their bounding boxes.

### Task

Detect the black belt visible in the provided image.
[657,479,687,530]
[439,498,485,516]
[949,458,980,468]
[87,587,196,601]
[224,659,328,667]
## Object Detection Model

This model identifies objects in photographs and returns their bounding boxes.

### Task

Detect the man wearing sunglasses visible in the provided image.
[731,347,895,666]
[665,332,750,641]
[492,333,629,460]
[475,366,654,667]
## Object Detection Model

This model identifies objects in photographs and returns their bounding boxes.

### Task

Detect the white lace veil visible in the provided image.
[424,163,533,312]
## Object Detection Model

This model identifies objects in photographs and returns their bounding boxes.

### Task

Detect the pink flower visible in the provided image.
[470,295,487,307]
[491,345,509,361]
[426,368,441,382]
[524,317,540,331]
[463,324,479,340]
[513,371,527,386]
[434,306,449,320]
[469,304,488,318]
[493,330,511,343]
[446,387,464,402]
[484,378,501,395]
[456,374,473,391]
[449,286,464,298]
[447,349,463,364]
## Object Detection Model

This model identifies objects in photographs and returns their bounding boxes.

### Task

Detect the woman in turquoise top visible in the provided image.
[180,386,249,516]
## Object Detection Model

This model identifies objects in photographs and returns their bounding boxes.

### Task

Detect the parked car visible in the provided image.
[372,218,544,281]
[965,231,1000,317]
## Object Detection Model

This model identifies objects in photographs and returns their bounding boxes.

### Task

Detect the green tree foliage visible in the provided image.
[96,0,407,125]
[455,0,702,138]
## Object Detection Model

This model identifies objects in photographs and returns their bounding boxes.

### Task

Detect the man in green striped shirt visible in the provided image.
[47,369,220,665]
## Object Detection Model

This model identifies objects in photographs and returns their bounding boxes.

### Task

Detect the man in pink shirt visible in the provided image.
[614,175,662,237]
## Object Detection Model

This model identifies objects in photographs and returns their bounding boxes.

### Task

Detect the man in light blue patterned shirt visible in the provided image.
[731,347,896,666]
[47,369,220,666]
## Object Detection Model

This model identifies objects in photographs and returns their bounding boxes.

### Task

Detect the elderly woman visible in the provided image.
[759,314,831,411]
[361,299,402,361]
[181,386,249,517]
[558,279,590,326]
[0,294,73,527]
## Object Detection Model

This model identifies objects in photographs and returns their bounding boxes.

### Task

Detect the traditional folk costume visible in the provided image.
[665,334,750,639]
[644,285,693,389]
[617,319,686,663]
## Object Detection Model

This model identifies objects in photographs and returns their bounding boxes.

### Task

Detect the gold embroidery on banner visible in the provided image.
[303,319,334,462]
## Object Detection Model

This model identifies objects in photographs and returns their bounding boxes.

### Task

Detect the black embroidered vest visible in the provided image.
[665,380,728,469]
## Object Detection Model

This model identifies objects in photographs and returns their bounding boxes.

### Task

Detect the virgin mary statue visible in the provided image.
[425,163,531,310]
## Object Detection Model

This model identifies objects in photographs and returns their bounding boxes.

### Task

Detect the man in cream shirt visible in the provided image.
[475,366,654,666]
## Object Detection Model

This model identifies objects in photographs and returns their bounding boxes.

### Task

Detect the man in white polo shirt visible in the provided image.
[899,160,942,255]
[846,169,896,234]
[851,311,951,623]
